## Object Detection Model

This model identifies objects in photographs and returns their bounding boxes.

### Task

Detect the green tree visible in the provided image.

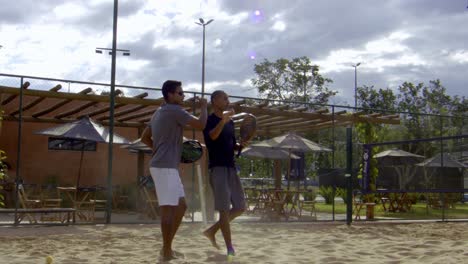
[358,85,397,114]
[251,56,335,106]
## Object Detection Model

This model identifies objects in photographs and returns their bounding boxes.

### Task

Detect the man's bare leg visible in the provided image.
[203,208,244,250]
[168,198,186,258]
[159,205,175,260]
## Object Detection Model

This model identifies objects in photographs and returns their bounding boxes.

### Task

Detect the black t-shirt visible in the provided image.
[203,113,236,168]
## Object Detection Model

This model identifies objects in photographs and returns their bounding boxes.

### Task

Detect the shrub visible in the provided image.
[318,186,336,204]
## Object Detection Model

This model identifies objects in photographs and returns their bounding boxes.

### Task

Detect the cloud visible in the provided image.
[1,0,467,106]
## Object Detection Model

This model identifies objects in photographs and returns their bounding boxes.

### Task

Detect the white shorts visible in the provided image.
[150,167,185,206]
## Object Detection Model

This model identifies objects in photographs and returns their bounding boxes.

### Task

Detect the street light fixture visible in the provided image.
[96,47,131,56]
[195,18,214,97]
[352,62,361,109]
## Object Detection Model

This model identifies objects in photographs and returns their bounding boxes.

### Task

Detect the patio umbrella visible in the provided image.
[373,149,425,189]
[121,139,152,154]
[35,116,130,188]
[416,153,467,168]
[416,153,467,189]
[121,137,205,155]
[251,132,331,189]
[241,146,301,160]
[374,149,425,165]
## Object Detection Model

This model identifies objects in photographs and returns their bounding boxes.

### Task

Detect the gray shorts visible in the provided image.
[209,167,246,212]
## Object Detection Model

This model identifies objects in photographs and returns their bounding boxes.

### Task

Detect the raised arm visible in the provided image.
[209,111,232,140]
[140,126,153,148]
[186,97,208,130]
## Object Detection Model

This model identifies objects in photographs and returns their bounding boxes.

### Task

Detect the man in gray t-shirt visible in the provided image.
[141,80,207,261]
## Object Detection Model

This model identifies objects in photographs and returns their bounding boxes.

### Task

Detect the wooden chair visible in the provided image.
[112,185,129,211]
[298,193,317,219]
[243,188,257,214]
[39,185,63,222]
[352,191,365,220]
[17,184,41,223]
[353,191,376,220]
[75,201,96,222]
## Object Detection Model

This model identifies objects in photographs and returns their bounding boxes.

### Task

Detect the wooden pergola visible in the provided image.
[0,82,400,136]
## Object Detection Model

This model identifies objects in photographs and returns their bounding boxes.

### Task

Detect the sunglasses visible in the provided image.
[173,91,184,96]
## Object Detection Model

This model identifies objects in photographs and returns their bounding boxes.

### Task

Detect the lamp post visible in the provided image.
[352,62,361,109]
[195,18,214,98]
[103,0,120,224]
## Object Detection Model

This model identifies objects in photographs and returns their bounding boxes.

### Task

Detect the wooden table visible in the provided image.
[57,187,104,221]
[378,191,412,212]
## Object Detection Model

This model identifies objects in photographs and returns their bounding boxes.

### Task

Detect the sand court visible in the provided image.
[1,222,467,263]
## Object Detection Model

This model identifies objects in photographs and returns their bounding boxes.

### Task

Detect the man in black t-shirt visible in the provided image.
[202,90,246,259]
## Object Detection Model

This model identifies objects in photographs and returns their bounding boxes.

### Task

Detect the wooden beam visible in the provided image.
[260,118,314,128]
[256,116,290,126]
[118,109,156,122]
[253,101,269,108]
[55,101,99,119]
[78,92,149,118]
[10,85,62,116]
[366,113,383,118]
[261,119,322,131]
[291,106,308,112]
[31,88,93,118]
[268,104,290,110]
[380,114,400,119]
[99,105,148,121]
[1,82,30,106]
[262,121,351,135]
[313,108,330,114]
[230,99,246,106]
[233,105,334,122]
[3,115,144,128]
[138,117,150,123]
[0,86,164,106]
[331,110,347,115]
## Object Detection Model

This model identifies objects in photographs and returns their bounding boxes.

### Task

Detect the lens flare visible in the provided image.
[250,9,264,23]
[248,51,257,60]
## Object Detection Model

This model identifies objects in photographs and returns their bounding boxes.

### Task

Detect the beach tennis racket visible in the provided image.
[181,139,203,163]
[236,113,257,157]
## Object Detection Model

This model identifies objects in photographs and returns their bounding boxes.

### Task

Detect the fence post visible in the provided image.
[346,126,353,225]
[14,77,25,226]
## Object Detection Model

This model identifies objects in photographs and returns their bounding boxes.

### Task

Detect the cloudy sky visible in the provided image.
[1,0,467,104]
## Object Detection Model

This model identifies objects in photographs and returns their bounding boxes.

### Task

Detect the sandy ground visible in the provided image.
[0,222,467,263]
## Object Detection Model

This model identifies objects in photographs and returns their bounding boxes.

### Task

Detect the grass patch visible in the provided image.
[312,202,468,219]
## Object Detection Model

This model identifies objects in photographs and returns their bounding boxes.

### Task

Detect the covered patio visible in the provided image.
[0,73,400,224]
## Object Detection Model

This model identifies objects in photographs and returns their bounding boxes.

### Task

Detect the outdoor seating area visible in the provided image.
[377,191,413,213]
[0,183,142,224]
[244,187,317,220]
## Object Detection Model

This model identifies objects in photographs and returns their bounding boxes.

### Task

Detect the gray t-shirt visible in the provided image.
[149,104,191,168]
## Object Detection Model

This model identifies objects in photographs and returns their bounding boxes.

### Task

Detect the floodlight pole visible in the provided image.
[195,18,214,98]
[346,126,353,225]
[105,0,119,224]
[352,62,361,109]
